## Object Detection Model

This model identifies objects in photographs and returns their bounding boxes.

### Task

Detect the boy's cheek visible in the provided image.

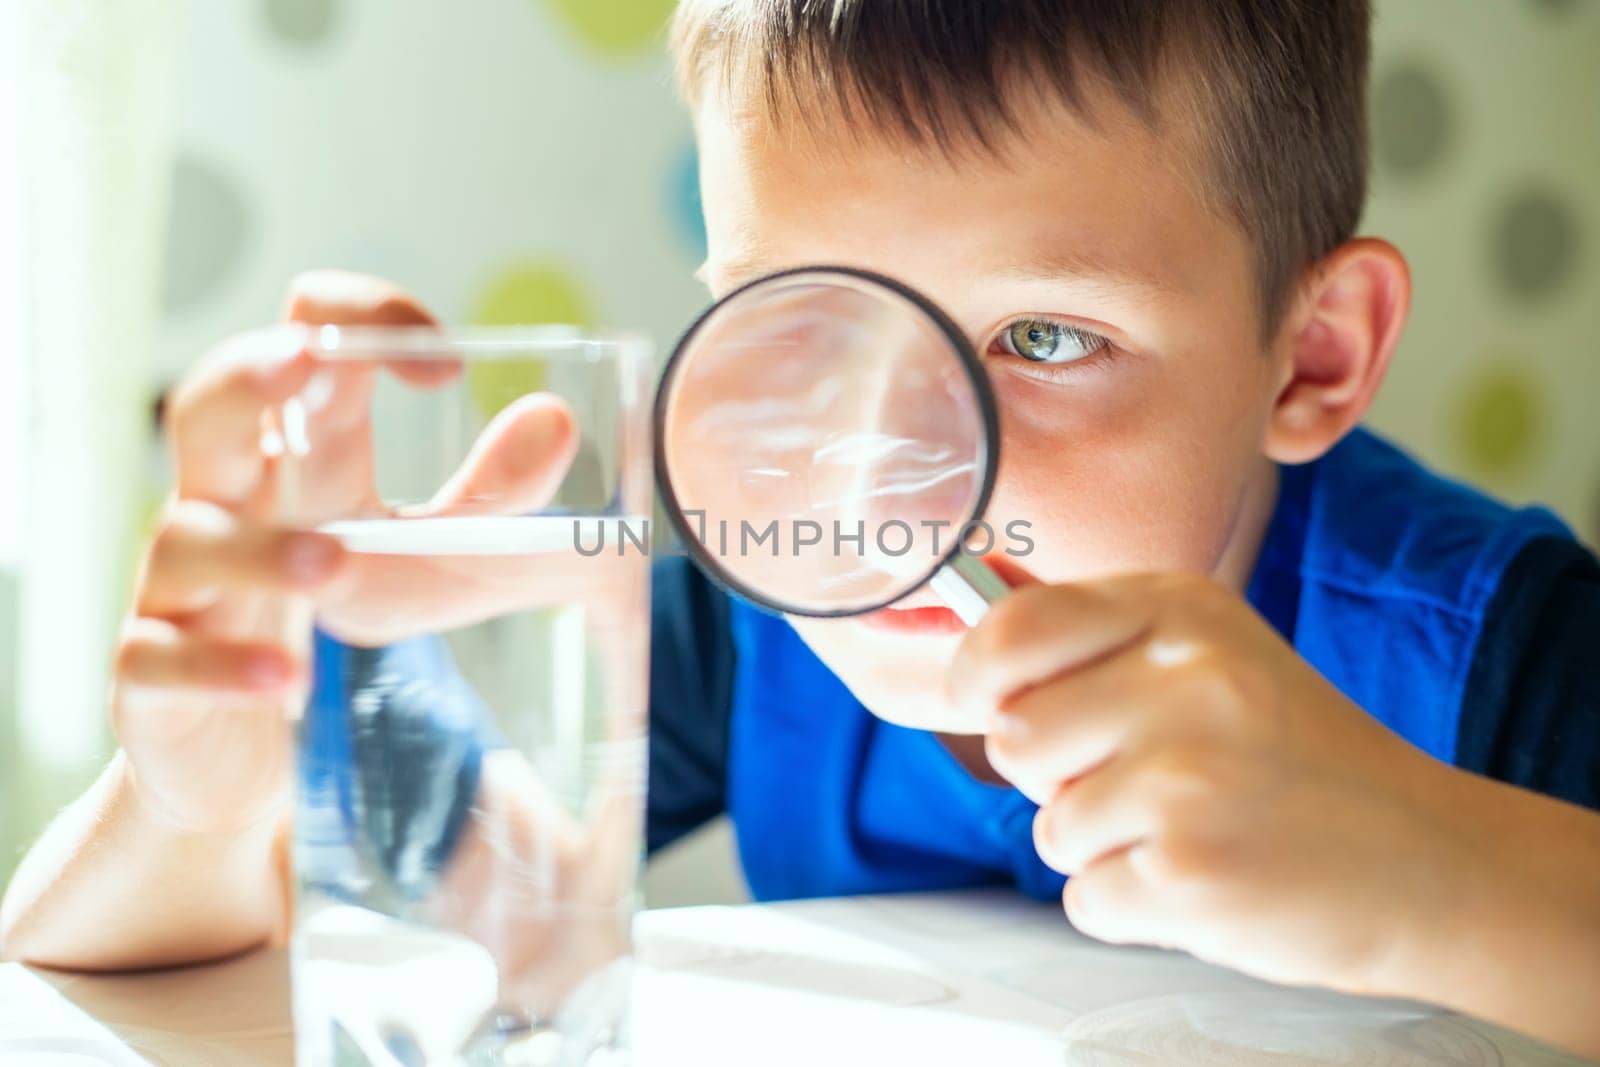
[990,376,1271,584]
[986,469,1245,585]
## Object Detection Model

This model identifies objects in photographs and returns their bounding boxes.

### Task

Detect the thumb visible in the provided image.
[411,394,579,518]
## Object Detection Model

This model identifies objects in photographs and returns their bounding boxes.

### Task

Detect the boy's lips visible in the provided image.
[857,554,1033,636]
[858,603,969,635]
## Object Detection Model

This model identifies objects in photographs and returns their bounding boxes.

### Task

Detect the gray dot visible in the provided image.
[1491,186,1582,301]
[162,153,253,315]
[1373,62,1453,178]
[263,0,338,47]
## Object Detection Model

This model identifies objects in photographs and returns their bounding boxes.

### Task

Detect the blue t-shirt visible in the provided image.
[302,428,1600,904]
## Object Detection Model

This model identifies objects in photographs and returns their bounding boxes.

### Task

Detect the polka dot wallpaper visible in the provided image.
[156,0,1600,544]
[1361,0,1598,544]
[159,0,704,388]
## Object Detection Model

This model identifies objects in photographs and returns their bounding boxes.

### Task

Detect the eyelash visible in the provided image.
[985,316,1117,380]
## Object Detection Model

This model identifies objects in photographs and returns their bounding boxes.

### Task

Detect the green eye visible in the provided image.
[1003,319,1107,365]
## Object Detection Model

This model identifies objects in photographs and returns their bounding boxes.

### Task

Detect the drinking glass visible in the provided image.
[279,326,653,1066]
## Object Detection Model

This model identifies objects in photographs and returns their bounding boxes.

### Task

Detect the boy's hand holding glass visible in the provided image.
[115,271,442,837]
[113,270,651,1061]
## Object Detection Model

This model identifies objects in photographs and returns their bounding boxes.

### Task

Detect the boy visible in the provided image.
[6,0,1600,1055]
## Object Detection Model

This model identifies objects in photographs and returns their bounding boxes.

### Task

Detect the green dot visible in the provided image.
[468,262,595,418]
[263,0,339,47]
[1449,362,1545,476]
[546,0,676,56]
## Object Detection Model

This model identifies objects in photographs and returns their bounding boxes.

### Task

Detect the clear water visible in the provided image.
[291,517,649,1067]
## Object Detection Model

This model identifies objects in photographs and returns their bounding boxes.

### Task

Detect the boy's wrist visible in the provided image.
[1357,761,1600,1036]
[116,750,286,848]
[1350,759,1501,1002]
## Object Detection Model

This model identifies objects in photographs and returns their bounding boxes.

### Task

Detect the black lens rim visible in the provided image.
[652,265,1002,618]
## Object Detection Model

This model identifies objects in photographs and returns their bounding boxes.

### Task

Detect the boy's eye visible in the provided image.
[998,319,1109,365]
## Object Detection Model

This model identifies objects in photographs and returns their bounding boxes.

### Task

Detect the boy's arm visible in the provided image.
[0,752,289,970]
[1382,770,1600,1058]
[1410,534,1600,1052]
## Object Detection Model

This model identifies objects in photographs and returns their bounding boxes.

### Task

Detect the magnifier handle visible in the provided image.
[929,552,1009,627]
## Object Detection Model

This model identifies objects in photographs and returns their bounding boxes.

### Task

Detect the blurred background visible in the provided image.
[0,0,1596,902]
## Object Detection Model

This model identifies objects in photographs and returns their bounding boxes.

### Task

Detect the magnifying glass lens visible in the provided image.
[656,268,1002,619]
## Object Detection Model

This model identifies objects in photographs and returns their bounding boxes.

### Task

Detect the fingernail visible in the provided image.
[989,708,1025,740]
[284,534,341,582]
[1034,807,1056,851]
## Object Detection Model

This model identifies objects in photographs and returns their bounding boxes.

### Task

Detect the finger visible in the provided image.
[283,269,441,426]
[168,326,318,505]
[1033,757,1159,875]
[282,269,455,388]
[1062,843,1166,948]
[949,580,1155,730]
[411,394,578,518]
[263,270,458,520]
[385,354,462,389]
[282,269,438,329]
[115,618,301,693]
[983,636,1166,803]
[136,502,347,619]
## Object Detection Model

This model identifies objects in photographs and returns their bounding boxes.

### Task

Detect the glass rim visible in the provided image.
[300,323,653,360]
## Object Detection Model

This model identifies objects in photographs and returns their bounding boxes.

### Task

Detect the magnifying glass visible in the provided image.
[655,266,1009,625]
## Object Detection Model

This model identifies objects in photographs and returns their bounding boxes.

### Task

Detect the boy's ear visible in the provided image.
[1262,238,1411,465]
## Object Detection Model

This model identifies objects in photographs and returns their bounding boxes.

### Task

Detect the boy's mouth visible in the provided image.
[857,554,1033,636]
[858,603,969,636]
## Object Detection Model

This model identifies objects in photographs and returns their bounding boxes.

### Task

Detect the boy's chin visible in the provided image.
[788,617,987,734]
[860,690,989,735]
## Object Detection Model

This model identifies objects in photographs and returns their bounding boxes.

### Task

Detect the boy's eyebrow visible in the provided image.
[990,247,1177,299]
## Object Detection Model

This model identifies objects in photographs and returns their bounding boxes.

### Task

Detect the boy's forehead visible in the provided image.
[693,88,1242,306]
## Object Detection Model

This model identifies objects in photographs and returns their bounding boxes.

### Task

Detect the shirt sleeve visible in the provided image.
[646,554,738,855]
[1456,535,1600,811]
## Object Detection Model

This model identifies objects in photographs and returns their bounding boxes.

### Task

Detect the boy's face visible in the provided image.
[693,88,1289,733]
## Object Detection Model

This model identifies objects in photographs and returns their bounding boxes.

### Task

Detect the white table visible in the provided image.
[1,890,1588,1065]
